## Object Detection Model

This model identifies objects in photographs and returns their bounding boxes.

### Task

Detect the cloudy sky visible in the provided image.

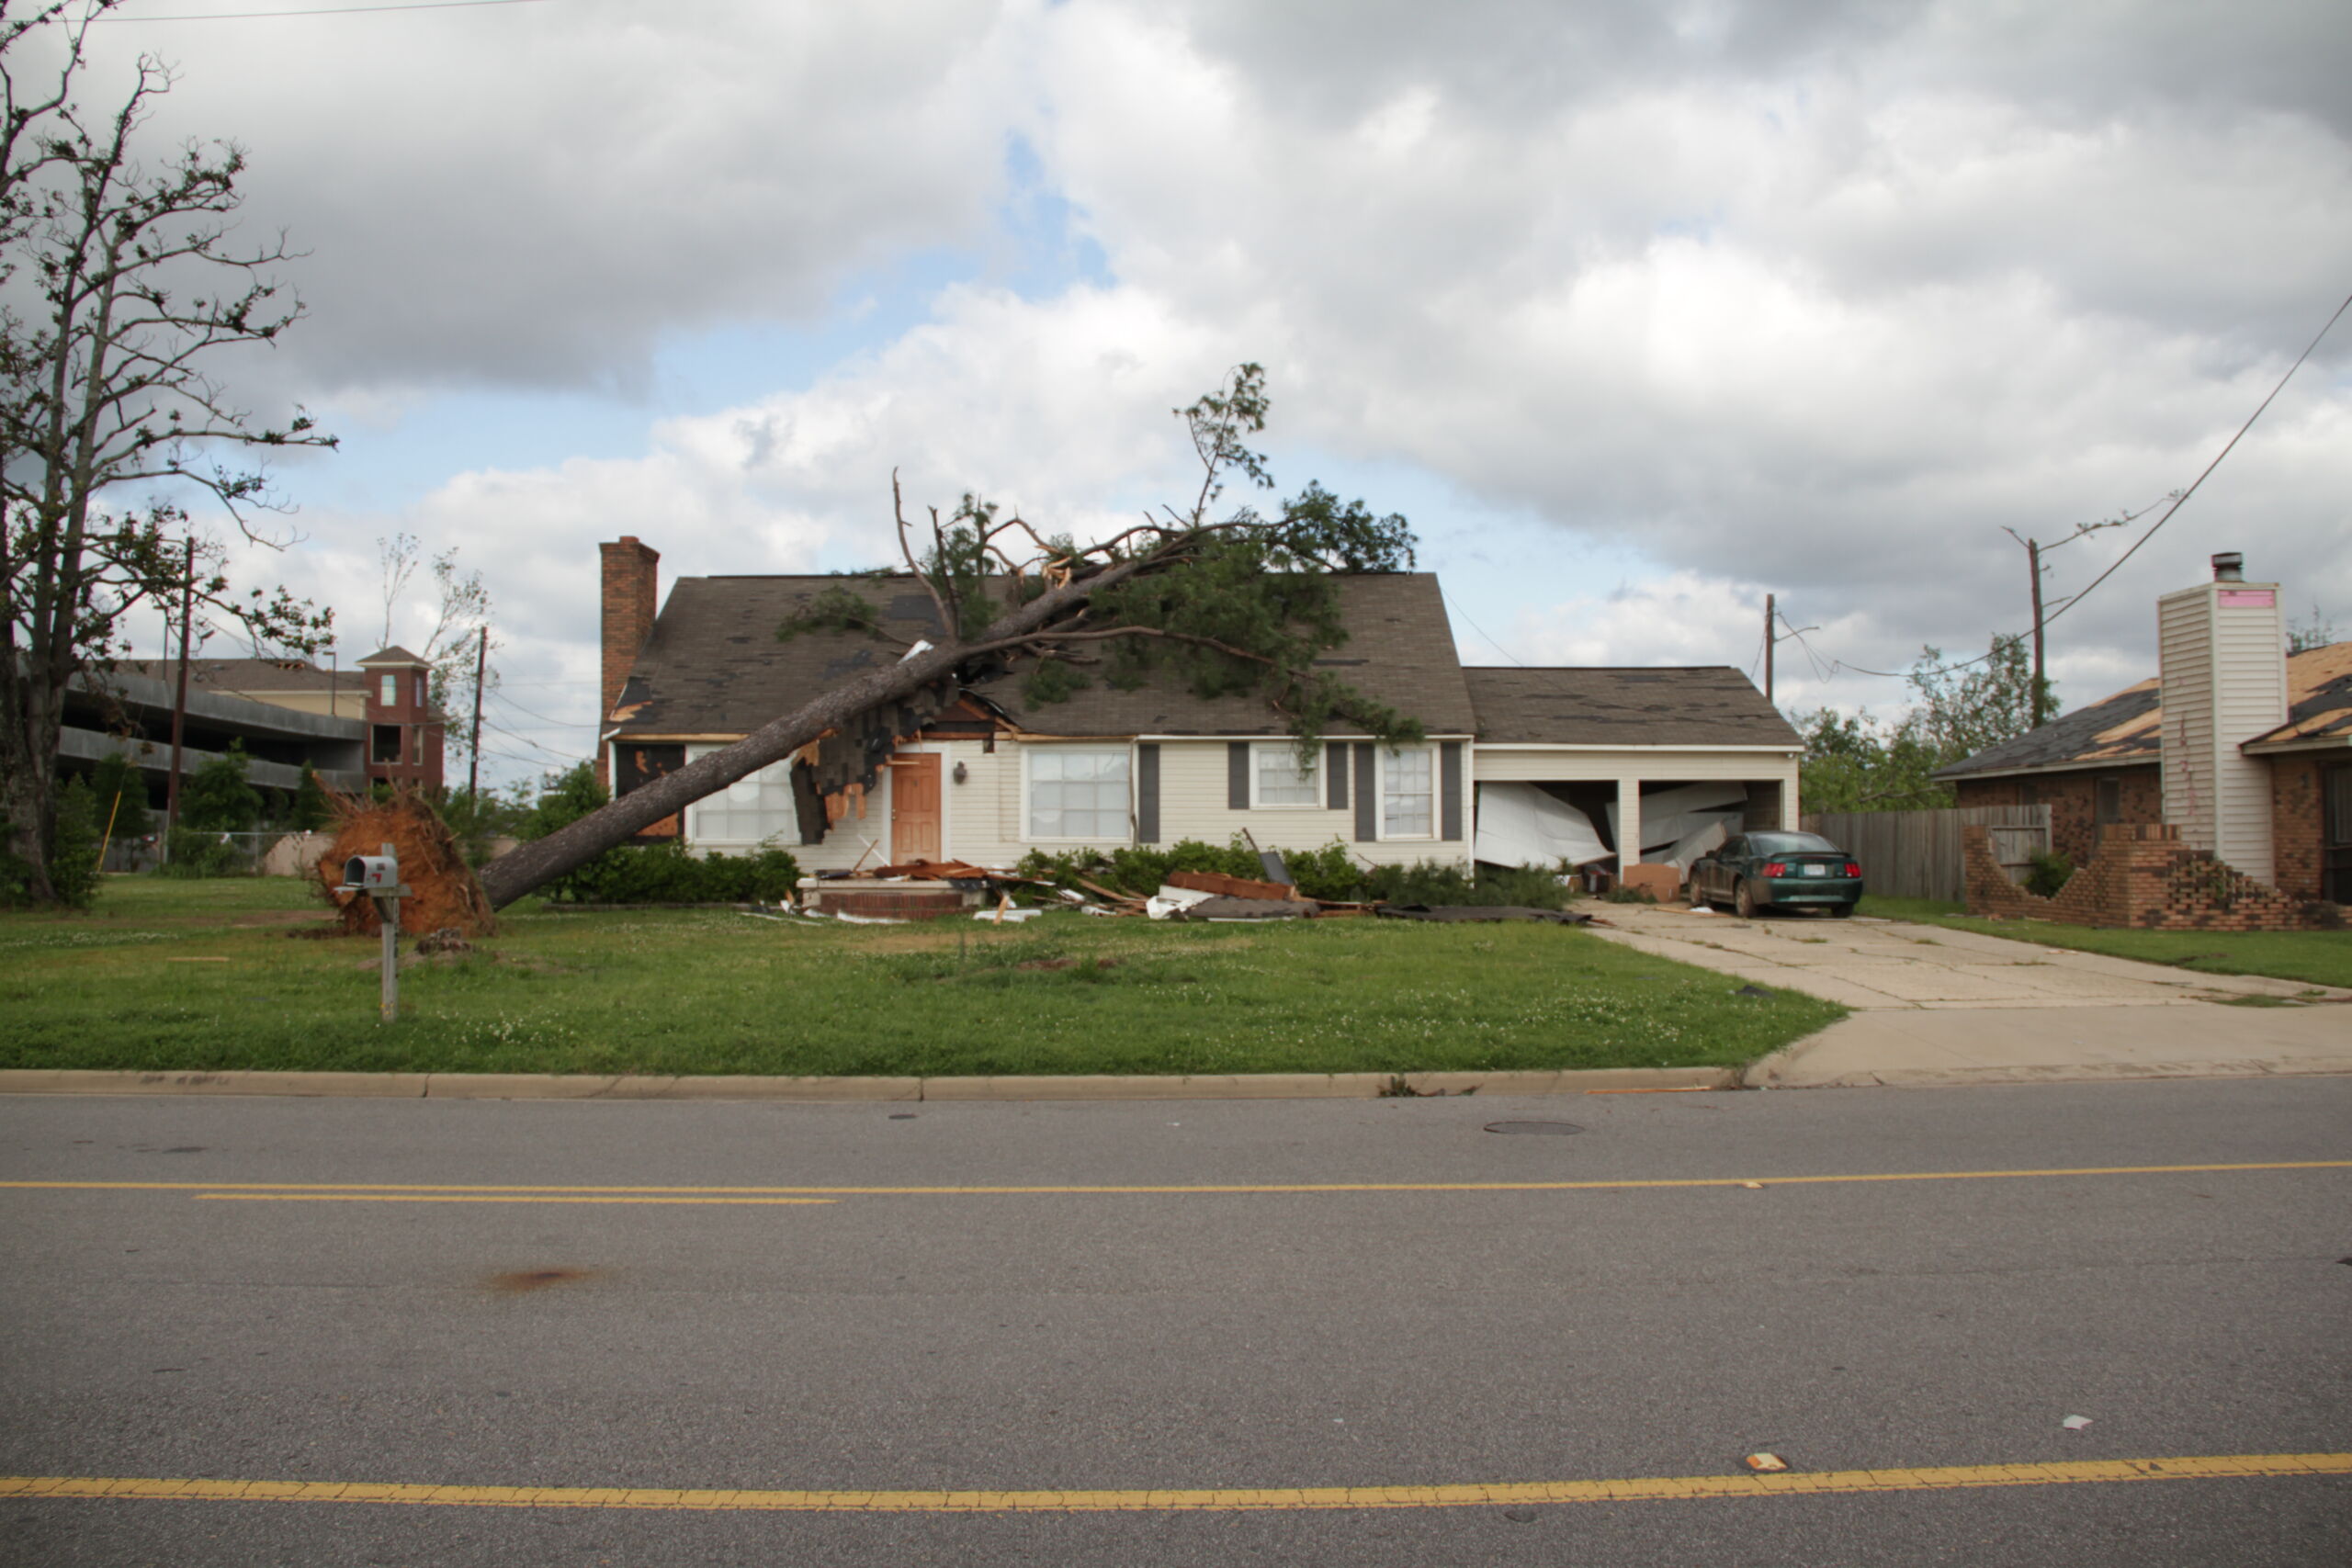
[65,0,2352,784]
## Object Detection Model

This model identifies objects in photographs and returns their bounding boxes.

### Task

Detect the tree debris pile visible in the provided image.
[313,789,497,939]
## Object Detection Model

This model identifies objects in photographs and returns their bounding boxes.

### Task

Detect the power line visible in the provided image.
[1786,287,2352,685]
[1442,591,1525,667]
[2043,288,2352,629]
[105,0,548,20]
[487,689,589,727]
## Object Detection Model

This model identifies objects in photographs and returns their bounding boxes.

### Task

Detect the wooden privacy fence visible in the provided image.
[1800,806,2051,904]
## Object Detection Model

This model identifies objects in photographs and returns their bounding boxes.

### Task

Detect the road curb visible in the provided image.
[0,1066,1741,1103]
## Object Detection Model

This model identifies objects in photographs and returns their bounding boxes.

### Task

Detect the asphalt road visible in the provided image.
[2,1078,2347,1566]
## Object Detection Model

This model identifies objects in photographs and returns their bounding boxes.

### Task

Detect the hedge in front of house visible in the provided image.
[543,840,803,905]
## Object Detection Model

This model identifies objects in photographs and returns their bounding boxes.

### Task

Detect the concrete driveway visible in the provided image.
[1584,906,2352,1088]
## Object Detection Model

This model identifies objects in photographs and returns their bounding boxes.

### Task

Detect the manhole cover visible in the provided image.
[1484,1121,1584,1135]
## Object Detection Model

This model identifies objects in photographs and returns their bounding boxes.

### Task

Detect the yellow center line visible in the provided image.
[187,1203,842,1213]
[1,1453,2344,1513]
[0,1160,2346,1198]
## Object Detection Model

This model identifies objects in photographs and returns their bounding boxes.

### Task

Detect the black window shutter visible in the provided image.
[1227,741,1250,810]
[1136,744,1160,844]
[1353,744,1377,841]
[790,760,829,846]
[1326,741,1348,809]
[1440,742,1464,840]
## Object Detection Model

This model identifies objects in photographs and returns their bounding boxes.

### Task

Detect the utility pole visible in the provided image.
[2027,537,2046,728]
[468,625,488,802]
[2006,516,2126,733]
[164,537,196,837]
[1764,593,1775,703]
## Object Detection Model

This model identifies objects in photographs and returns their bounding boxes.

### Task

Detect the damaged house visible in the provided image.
[1935,554,2350,908]
[595,537,1803,879]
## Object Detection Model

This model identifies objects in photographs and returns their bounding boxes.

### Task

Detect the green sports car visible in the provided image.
[1686,830,1864,919]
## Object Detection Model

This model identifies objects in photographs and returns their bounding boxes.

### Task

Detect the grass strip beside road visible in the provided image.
[0,878,1844,1078]
[1856,895,2352,989]
[5,1454,2345,1514]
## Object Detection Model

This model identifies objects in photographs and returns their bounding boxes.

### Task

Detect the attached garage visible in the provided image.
[1462,668,1803,885]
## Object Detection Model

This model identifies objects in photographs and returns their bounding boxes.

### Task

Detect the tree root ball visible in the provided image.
[314,788,497,939]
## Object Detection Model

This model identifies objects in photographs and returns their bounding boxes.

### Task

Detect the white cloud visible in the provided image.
[71,0,2352,784]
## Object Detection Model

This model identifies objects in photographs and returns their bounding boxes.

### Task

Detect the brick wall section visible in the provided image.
[598,536,661,789]
[1962,822,2329,931]
[1952,768,2160,866]
[2267,755,2325,901]
[801,885,978,920]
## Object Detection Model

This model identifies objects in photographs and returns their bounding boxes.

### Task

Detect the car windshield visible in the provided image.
[1749,832,1843,855]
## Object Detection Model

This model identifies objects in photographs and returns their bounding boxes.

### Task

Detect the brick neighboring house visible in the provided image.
[355,647,446,794]
[1935,556,2350,906]
[594,538,1807,874]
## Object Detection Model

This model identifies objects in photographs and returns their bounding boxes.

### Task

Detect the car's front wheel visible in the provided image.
[1686,875,1709,909]
[1734,879,1758,919]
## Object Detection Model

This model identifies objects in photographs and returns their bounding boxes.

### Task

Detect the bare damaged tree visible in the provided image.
[477,365,1419,908]
[375,531,496,773]
[0,10,334,903]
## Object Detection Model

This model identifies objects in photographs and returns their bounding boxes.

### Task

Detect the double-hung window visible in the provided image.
[685,746,797,844]
[1382,746,1434,839]
[1253,743,1319,807]
[1029,747,1129,839]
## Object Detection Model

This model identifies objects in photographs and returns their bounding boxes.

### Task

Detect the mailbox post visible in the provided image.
[339,843,411,1023]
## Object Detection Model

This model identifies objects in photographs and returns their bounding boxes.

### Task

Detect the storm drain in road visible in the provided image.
[1483,1122,1584,1135]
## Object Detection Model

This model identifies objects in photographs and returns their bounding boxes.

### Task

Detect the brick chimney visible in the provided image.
[598,536,660,788]
[2157,550,2286,883]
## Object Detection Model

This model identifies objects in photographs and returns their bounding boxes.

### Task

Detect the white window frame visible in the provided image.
[1023,744,1133,842]
[1250,741,1323,809]
[378,673,397,706]
[1378,744,1437,841]
[680,740,833,850]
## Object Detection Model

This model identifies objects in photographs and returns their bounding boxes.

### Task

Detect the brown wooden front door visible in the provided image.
[891,753,943,863]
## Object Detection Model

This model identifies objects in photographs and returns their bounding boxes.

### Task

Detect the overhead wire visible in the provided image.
[1441,590,1527,667]
[1779,287,2352,684]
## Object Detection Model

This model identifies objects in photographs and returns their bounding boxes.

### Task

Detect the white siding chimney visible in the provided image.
[2156,553,2287,882]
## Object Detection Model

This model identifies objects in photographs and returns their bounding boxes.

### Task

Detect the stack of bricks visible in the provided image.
[800,882,979,920]
[1962,823,2326,931]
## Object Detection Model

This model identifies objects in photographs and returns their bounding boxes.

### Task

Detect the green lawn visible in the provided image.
[1856,894,2352,990]
[0,875,1845,1077]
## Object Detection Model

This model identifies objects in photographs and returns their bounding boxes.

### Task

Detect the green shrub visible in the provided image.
[288,763,333,831]
[160,825,244,879]
[40,778,104,908]
[89,752,153,841]
[545,840,803,905]
[1015,837,1574,908]
[2025,849,2075,898]
[1364,860,1577,909]
[180,743,262,832]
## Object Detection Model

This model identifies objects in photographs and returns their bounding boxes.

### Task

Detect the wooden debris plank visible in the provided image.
[1165,869,1304,902]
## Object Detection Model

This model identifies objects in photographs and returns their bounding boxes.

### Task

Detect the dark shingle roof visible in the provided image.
[1933,679,2162,779]
[2252,641,2352,747]
[1461,667,1799,747]
[1935,641,2352,778]
[610,573,1479,739]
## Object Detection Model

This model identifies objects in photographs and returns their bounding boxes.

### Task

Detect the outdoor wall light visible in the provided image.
[952,761,968,784]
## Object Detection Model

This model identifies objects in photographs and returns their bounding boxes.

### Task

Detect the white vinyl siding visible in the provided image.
[2157,580,2287,882]
[1253,743,1319,807]
[1381,746,1434,839]
[1027,747,1131,840]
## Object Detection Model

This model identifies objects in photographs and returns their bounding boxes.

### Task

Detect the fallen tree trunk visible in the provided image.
[475,564,1134,908]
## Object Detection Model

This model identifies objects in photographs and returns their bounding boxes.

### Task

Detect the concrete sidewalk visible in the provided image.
[1585,906,2352,1088]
